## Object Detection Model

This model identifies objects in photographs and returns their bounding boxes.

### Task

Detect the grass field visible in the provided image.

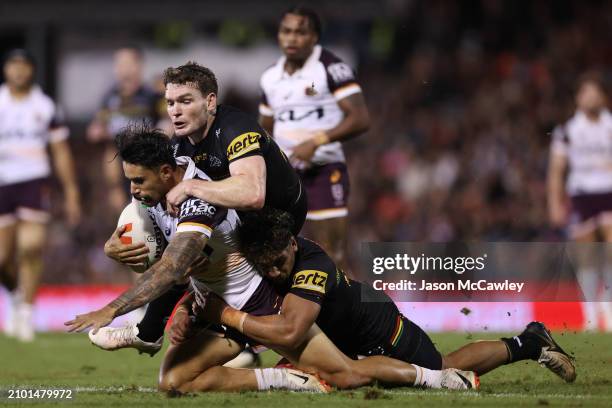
[0,331,610,407]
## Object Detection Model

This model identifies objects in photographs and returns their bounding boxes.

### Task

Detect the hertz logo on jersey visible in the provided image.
[227,132,261,161]
[292,270,328,294]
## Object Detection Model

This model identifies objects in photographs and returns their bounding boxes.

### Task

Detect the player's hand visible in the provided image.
[64,307,114,334]
[104,225,149,266]
[168,307,194,345]
[290,139,318,164]
[193,292,229,325]
[165,179,196,216]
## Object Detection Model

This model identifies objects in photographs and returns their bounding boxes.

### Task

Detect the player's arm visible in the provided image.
[547,127,570,227]
[49,134,81,227]
[292,92,369,162]
[259,114,274,136]
[180,155,267,210]
[65,230,209,333]
[206,292,320,350]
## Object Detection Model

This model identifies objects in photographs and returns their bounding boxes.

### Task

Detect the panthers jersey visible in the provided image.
[147,156,262,310]
[259,45,362,165]
[283,237,401,358]
[0,84,69,186]
[551,110,612,196]
[171,105,302,215]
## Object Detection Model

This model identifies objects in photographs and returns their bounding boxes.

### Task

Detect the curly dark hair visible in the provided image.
[282,5,322,37]
[237,208,295,273]
[162,61,218,96]
[115,123,176,170]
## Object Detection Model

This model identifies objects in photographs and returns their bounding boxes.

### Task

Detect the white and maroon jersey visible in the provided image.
[259,45,362,165]
[147,156,261,310]
[0,84,69,186]
[551,109,612,196]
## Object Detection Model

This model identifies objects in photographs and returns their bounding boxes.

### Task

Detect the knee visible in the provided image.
[18,240,44,259]
[158,370,185,393]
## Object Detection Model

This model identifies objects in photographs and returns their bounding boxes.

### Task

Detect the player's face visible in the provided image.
[3,59,34,90]
[576,81,607,114]
[278,14,318,61]
[113,49,143,96]
[262,237,298,283]
[165,83,215,138]
[123,162,172,207]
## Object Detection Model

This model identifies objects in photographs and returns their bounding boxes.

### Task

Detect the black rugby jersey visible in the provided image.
[283,237,404,357]
[171,105,302,213]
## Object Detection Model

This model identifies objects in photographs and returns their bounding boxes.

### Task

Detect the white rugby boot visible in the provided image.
[88,324,162,356]
[283,368,331,392]
[439,368,480,390]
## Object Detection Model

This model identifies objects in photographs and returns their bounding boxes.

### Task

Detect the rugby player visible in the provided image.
[0,49,81,342]
[548,73,612,331]
[65,128,477,392]
[100,62,307,361]
[199,208,577,384]
[258,7,370,272]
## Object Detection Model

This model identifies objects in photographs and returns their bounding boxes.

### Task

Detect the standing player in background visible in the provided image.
[87,46,168,215]
[0,49,81,341]
[548,74,612,331]
[258,7,370,273]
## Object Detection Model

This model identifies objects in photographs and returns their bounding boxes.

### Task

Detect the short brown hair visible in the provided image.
[163,61,218,96]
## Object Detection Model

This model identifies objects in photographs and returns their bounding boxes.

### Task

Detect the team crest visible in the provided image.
[305,82,318,96]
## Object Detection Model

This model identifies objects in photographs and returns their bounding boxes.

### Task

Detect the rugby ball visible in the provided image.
[117,200,166,273]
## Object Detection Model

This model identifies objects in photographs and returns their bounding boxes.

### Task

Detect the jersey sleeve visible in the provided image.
[222,114,267,164]
[288,243,338,305]
[320,49,362,101]
[551,124,569,157]
[176,197,227,238]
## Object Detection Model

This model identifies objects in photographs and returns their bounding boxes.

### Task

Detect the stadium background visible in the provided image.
[1,0,611,332]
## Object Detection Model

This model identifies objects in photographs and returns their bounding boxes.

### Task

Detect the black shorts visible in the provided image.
[391,317,443,370]
[570,192,612,224]
[298,162,349,220]
[360,315,443,370]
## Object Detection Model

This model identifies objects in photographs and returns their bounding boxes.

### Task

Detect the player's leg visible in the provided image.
[0,216,18,337]
[597,215,612,331]
[304,217,348,272]
[569,196,602,330]
[301,163,350,273]
[159,329,327,393]
[15,218,47,341]
[276,324,477,390]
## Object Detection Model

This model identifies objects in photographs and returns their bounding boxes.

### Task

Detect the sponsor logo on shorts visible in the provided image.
[292,270,328,294]
[227,132,261,161]
[330,169,342,184]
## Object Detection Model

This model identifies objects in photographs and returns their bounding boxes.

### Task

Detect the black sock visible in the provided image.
[136,284,188,342]
[501,333,541,363]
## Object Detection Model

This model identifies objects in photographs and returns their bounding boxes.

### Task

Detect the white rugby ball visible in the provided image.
[117,200,166,273]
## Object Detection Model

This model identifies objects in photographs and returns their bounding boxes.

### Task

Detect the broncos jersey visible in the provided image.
[146,156,262,310]
[259,45,362,165]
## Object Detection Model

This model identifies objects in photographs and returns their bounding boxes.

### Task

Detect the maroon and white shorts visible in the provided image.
[0,178,51,227]
[299,162,350,221]
[569,191,612,237]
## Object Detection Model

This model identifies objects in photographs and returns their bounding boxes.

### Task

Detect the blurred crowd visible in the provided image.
[33,0,612,282]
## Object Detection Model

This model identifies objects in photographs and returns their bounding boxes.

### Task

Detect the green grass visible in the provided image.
[0,331,610,407]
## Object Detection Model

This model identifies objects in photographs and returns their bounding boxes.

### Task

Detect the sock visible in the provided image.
[412,365,442,388]
[136,284,187,342]
[501,333,541,363]
[254,368,286,390]
[254,368,308,391]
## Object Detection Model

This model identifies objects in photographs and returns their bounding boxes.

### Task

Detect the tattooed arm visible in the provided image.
[64,231,208,333]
